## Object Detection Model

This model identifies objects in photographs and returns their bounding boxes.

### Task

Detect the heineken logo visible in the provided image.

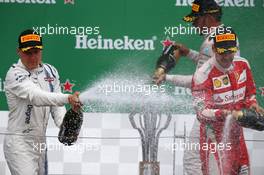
[175,0,255,7]
[0,0,56,4]
[75,35,156,51]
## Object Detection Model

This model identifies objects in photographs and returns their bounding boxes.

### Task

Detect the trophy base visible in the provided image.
[139,161,160,175]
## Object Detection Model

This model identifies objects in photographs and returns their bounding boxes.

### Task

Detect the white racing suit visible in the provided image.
[4,59,68,175]
[165,25,241,175]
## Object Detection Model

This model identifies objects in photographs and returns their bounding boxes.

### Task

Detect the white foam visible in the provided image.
[79,73,193,113]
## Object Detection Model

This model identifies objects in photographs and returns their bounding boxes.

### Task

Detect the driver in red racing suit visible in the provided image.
[192,28,260,175]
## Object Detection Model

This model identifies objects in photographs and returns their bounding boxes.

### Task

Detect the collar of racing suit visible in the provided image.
[17,59,43,74]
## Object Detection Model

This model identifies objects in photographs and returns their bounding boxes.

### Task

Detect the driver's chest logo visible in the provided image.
[213,75,231,90]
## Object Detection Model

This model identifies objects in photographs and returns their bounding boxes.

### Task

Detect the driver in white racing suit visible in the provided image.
[4,29,80,175]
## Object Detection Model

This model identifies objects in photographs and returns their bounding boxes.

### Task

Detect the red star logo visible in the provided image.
[62,79,75,93]
[161,38,174,48]
[260,87,264,96]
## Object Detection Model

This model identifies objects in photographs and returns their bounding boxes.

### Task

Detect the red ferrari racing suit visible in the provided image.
[192,56,256,175]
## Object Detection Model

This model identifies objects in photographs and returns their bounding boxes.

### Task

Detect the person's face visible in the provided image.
[192,15,215,35]
[18,48,42,70]
[215,51,235,68]
[192,16,206,29]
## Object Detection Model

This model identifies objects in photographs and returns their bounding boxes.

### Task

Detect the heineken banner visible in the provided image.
[0,0,264,175]
[0,0,264,110]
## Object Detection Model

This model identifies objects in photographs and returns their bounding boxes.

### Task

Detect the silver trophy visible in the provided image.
[129,112,172,175]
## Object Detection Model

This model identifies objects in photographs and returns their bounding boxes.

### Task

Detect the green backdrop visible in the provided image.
[0,0,264,110]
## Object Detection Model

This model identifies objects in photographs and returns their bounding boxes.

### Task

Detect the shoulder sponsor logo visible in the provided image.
[237,69,247,84]
[0,0,56,4]
[213,86,246,105]
[212,75,231,90]
[175,0,255,7]
[75,35,156,51]
[0,78,5,92]
[15,74,27,83]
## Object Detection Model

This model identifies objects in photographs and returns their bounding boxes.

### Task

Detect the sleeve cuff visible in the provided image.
[245,99,257,109]
[57,93,70,104]
[165,74,175,82]
[187,49,199,61]
[215,109,225,121]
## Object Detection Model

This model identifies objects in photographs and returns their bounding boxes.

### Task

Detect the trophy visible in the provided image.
[129,112,172,175]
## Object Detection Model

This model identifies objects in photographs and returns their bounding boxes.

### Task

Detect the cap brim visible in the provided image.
[183,13,198,22]
[21,45,43,52]
[216,46,238,54]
